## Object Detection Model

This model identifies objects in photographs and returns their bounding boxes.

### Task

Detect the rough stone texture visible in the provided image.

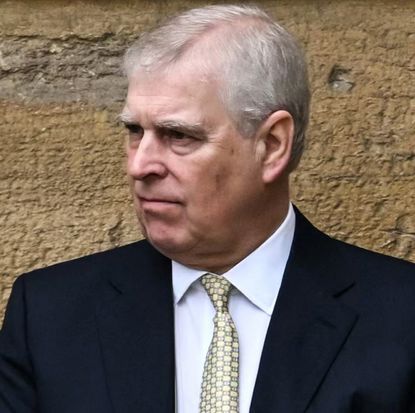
[0,0,414,318]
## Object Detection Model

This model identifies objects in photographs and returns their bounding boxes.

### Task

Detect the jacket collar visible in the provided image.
[250,207,358,412]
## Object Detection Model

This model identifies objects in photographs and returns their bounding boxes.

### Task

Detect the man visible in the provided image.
[0,4,414,413]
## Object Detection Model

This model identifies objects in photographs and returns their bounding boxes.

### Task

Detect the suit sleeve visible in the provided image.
[0,275,38,412]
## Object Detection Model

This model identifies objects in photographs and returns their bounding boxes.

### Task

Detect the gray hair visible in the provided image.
[124,4,310,170]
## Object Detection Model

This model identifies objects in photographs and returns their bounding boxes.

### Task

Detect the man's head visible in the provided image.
[124,5,310,169]
[120,5,310,272]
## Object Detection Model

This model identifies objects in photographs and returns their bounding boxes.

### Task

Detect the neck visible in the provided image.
[181,193,290,274]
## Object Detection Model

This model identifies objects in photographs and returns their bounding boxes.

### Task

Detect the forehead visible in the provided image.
[122,64,226,126]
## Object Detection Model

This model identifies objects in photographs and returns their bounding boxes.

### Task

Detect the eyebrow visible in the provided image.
[118,113,209,139]
[117,111,135,124]
[153,120,208,139]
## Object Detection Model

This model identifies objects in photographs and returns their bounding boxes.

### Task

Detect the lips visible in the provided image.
[138,196,180,204]
[137,196,182,214]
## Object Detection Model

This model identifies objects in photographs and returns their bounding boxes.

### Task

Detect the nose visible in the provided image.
[127,132,168,180]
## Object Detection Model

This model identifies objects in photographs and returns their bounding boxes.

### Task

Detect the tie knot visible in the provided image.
[201,273,232,313]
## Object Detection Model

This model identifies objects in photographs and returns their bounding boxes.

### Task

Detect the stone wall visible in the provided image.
[1,0,414,318]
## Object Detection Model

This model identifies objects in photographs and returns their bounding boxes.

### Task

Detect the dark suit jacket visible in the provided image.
[1,210,415,412]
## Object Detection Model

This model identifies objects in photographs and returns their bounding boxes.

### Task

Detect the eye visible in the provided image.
[163,127,198,144]
[169,130,188,141]
[124,123,144,148]
[125,123,143,136]
[164,129,205,155]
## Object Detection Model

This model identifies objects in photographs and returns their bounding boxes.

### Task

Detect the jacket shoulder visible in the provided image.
[294,208,415,286]
[331,235,413,274]
[16,239,160,296]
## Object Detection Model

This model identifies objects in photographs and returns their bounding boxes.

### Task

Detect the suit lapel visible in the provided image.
[250,209,358,413]
[95,241,175,413]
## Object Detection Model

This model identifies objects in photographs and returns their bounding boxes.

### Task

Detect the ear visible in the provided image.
[256,110,294,183]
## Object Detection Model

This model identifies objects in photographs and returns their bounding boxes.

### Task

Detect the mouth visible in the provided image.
[138,196,180,204]
[137,196,182,212]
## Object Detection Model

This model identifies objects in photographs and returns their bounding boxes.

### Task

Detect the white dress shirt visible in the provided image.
[173,203,295,413]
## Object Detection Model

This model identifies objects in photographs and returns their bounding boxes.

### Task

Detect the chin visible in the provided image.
[145,228,192,258]
[138,214,197,259]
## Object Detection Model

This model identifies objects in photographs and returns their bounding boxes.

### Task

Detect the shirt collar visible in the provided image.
[172,203,296,315]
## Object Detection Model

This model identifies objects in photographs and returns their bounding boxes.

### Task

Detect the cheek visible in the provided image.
[180,145,254,213]
[214,171,224,192]
[203,167,232,195]
[190,168,238,217]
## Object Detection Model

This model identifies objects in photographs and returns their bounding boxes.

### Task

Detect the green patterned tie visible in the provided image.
[199,273,239,413]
